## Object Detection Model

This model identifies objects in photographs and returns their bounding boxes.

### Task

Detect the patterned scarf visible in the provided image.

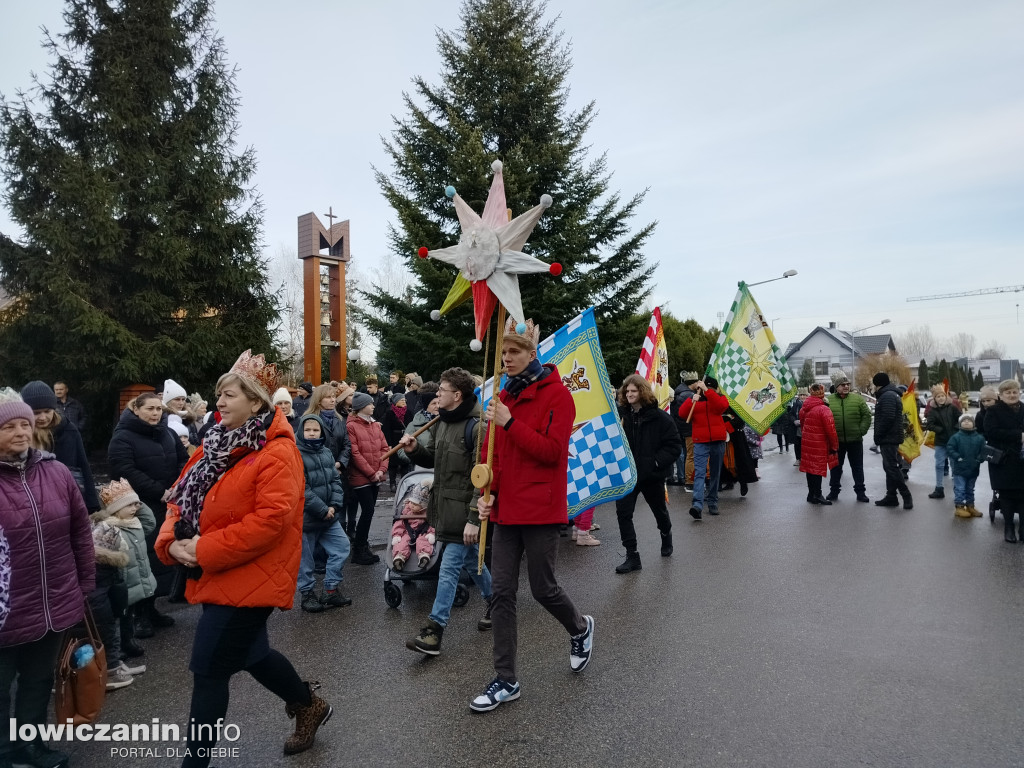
[168,413,270,532]
[504,359,548,399]
[391,405,407,423]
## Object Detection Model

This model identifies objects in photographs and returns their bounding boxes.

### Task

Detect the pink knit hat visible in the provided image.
[0,388,34,429]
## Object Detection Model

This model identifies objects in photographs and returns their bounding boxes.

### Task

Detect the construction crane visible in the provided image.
[907,285,1024,302]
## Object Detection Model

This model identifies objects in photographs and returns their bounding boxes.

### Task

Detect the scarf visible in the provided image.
[0,526,9,632]
[301,436,325,452]
[504,359,548,399]
[168,412,270,533]
[391,405,407,423]
[438,393,477,423]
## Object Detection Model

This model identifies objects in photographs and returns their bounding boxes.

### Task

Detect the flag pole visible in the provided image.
[472,304,507,575]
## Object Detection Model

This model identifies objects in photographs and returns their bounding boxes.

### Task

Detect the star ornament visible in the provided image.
[744,343,778,384]
[419,160,561,348]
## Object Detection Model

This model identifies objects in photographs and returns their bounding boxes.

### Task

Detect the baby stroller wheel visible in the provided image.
[453,583,470,608]
[384,582,402,608]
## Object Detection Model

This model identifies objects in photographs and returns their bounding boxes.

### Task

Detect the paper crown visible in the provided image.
[99,479,140,514]
[680,370,700,383]
[230,349,280,400]
[504,317,541,349]
[186,392,207,408]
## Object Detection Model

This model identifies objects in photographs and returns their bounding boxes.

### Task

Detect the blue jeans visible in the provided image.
[953,474,977,506]
[675,438,688,482]
[428,542,492,628]
[298,522,350,593]
[692,441,726,511]
[934,445,948,488]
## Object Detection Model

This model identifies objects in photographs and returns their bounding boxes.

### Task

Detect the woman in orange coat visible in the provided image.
[155,351,331,767]
[799,383,840,505]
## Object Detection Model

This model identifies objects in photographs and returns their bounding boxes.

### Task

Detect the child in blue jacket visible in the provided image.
[296,413,352,612]
[946,413,987,519]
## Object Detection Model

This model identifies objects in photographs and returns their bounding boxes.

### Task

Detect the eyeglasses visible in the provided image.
[437,386,455,394]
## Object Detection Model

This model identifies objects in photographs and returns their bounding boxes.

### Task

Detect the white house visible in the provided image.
[784,322,897,385]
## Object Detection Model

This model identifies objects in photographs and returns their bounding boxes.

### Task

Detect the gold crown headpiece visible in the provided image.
[503,317,541,350]
[98,478,140,514]
[230,349,280,400]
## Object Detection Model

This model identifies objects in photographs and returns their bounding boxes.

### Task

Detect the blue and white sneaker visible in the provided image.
[570,615,595,672]
[469,677,521,712]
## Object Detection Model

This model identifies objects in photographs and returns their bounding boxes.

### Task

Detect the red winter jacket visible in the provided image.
[346,414,390,487]
[677,388,729,442]
[799,396,839,477]
[155,408,304,609]
[484,366,575,525]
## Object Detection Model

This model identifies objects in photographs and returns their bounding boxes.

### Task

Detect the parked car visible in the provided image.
[966,391,981,407]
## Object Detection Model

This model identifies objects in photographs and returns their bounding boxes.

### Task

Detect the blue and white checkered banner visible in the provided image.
[480,308,637,518]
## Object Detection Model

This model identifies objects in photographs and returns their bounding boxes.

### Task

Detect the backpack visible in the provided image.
[464,417,479,455]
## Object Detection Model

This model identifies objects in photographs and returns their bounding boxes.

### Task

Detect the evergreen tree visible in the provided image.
[917,359,930,389]
[975,370,985,389]
[0,0,276,426]
[798,359,815,387]
[366,0,655,379]
[937,359,950,387]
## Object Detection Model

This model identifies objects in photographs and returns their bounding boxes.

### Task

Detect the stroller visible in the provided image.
[383,468,472,609]
[989,490,1002,524]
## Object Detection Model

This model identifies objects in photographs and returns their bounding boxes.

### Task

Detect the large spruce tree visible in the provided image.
[367,0,656,378]
[0,0,276,417]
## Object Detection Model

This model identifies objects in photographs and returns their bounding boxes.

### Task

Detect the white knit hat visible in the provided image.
[168,420,189,438]
[272,387,292,405]
[162,379,187,406]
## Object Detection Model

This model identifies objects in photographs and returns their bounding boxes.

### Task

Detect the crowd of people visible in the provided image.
[1,348,1022,767]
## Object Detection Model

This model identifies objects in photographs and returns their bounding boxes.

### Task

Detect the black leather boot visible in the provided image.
[615,550,642,574]
[660,533,673,557]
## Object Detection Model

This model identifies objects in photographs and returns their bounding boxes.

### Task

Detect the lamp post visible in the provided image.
[742,269,798,288]
[845,319,890,380]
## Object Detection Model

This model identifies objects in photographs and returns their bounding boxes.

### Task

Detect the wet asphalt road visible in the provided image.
[62,445,1024,768]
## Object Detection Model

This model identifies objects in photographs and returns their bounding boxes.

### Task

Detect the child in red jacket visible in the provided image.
[677,377,729,519]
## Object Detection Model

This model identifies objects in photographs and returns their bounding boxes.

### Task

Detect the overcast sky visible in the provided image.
[2,0,1022,363]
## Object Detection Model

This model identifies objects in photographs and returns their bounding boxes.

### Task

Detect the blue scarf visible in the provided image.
[504,359,549,399]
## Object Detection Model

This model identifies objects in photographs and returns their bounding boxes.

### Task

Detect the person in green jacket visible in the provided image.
[399,367,492,656]
[826,373,873,502]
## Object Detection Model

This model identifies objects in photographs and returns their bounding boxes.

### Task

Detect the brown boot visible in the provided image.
[283,681,332,755]
[967,504,983,517]
[954,505,972,518]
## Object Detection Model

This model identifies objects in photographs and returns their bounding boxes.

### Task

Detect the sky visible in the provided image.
[1,0,1023,363]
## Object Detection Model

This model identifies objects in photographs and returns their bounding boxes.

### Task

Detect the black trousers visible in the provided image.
[806,473,823,497]
[1000,490,1024,540]
[879,444,910,498]
[351,484,380,548]
[615,477,672,552]
[0,630,65,756]
[829,440,865,495]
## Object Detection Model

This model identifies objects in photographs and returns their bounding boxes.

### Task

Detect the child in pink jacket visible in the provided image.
[390,481,436,571]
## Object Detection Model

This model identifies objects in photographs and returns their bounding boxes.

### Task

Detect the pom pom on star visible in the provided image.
[418,246,429,258]
[516,323,527,334]
[491,160,503,173]
[549,263,563,276]
[470,339,483,352]
[430,310,441,321]
[540,194,553,209]
[445,185,456,199]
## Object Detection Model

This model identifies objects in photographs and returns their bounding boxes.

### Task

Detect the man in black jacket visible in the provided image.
[53,380,87,435]
[871,372,913,509]
[292,382,313,418]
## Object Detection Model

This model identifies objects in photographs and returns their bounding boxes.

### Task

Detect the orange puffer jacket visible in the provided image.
[154,408,304,609]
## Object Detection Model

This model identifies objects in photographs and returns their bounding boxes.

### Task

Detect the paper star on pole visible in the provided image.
[418,160,561,349]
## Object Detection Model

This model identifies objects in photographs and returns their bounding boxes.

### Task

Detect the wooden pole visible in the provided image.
[381,416,440,460]
[476,304,507,574]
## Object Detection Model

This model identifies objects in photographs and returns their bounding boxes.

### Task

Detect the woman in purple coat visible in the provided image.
[0,388,95,768]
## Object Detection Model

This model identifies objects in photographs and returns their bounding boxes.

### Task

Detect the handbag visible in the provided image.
[54,601,107,725]
[982,444,1004,465]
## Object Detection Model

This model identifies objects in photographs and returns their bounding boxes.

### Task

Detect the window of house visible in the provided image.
[814,361,829,376]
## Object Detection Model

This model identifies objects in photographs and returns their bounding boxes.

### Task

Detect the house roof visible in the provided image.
[783,326,896,360]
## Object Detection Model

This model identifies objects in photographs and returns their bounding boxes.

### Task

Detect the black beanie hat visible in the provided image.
[872,372,890,388]
[20,381,60,411]
[704,376,719,391]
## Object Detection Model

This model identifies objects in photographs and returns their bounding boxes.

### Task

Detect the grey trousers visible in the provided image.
[490,522,586,683]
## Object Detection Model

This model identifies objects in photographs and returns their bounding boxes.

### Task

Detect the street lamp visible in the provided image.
[845,319,890,374]
[742,269,798,288]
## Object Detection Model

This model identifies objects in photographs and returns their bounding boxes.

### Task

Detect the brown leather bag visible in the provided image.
[54,602,107,725]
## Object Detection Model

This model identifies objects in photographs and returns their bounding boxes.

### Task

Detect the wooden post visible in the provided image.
[303,255,322,385]
[477,305,507,575]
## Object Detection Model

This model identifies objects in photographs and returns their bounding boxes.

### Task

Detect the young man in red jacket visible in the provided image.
[472,320,594,713]
[677,377,730,519]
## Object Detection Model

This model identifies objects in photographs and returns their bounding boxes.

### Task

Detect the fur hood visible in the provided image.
[89,514,130,567]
